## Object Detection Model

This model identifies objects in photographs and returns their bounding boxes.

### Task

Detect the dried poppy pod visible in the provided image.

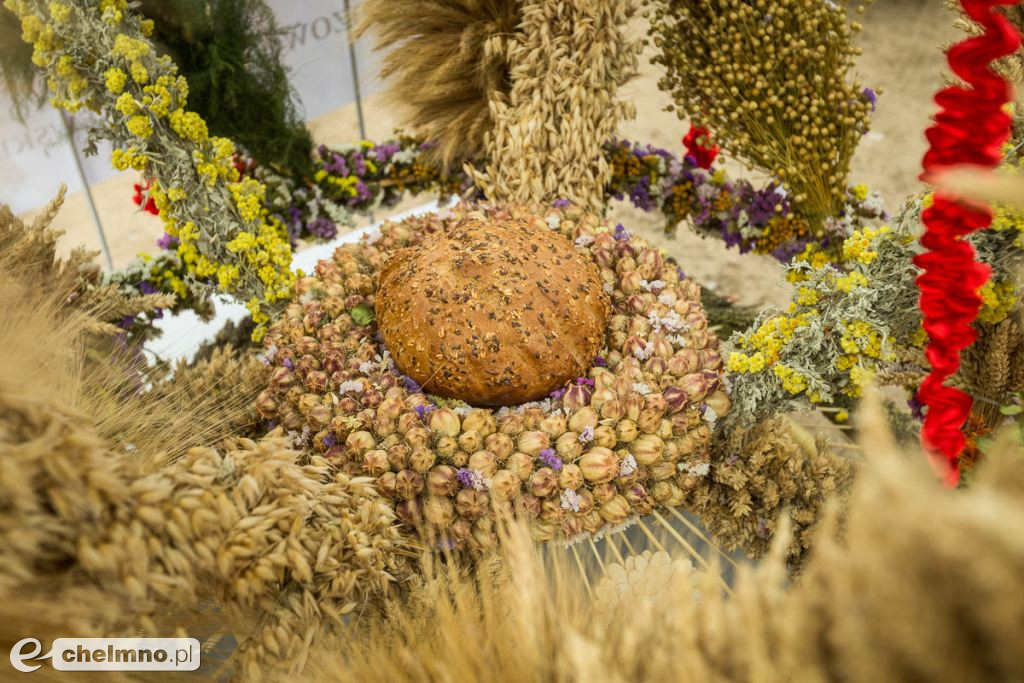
[261,203,729,552]
[376,216,610,405]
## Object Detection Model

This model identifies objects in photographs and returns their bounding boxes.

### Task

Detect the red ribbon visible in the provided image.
[683,125,720,169]
[916,0,1020,485]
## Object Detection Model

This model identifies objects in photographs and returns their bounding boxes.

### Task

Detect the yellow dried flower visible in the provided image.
[114,91,137,116]
[48,2,70,22]
[129,61,148,84]
[104,67,126,93]
[168,108,208,142]
[125,114,153,139]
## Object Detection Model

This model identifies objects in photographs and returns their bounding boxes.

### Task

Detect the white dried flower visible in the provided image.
[258,344,278,365]
[336,380,364,394]
[392,148,416,164]
[619,454,637,477]
[648,310,687,333]
[287,427,312,448]
[678,461,711,477]
[560,488,582,512]
[632,382,652,396]
[643,278,667,292]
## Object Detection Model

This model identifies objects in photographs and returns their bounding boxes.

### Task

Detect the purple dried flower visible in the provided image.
[348,181,373,206]
[720,227,745,250]
[374,142,399,163]
[119,315,135,330]
[308,217,338,240]
[351,152,367,176]
[283,357,295,371]
[137,281,158,295]
[747,186,786,225]
[863,87,877,112]
[629,177,655,212]
[574,377,595,387]
[908,392,925,420]
[771,238,811,264]
[403,375,423,393]
[322,433,337,448]
[156,232,178,250]
[456,468,488,491]
[614,223,630,241]
[550,387,567,400]
[539,448,563,471]
[324,153,349,175]
[593,356,608,367]
[553,198,570,208]
[578,426,595,443]
[415,404,436,418]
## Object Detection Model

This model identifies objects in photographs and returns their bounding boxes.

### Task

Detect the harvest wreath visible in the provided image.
[259,203,728,549]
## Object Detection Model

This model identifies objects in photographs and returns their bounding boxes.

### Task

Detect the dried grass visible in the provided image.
[0,196,414,680]
[301,388,1024,682]
[471,0,642,210]
[687,415,855,570]
[356,0,520,168]
[0,192,255,467]
[359,0,641,208]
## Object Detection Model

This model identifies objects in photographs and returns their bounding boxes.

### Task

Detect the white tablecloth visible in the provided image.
[146,200,440,363]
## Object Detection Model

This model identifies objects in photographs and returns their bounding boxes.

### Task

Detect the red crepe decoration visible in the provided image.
[683,125,720,169]
[916,0,1020,486]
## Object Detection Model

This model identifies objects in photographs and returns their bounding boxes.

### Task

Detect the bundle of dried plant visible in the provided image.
[471,0,641,210]
[0,234,413,680]
[958,318,1024,427]
[0,189,173,336]
[0,192,249,466]
[131,346,266,471]
[700,287,759,338]
[0,387,413,680]
[687,415,854,569]
[356,0,519,169]
[648,0,875,226]
[302,390,1024,683]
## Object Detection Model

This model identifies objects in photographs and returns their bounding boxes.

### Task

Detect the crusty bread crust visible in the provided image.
[376,216,609,405]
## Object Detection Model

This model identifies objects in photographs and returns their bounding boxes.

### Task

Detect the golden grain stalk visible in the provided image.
[356,0,519,169]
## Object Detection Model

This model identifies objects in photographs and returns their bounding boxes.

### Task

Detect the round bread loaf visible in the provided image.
[376,215,610,405]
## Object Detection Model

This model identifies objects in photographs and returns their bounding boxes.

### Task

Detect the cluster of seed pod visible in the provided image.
[258,203,729,550]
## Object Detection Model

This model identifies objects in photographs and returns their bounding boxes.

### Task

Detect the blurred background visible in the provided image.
[2,0,956,314]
